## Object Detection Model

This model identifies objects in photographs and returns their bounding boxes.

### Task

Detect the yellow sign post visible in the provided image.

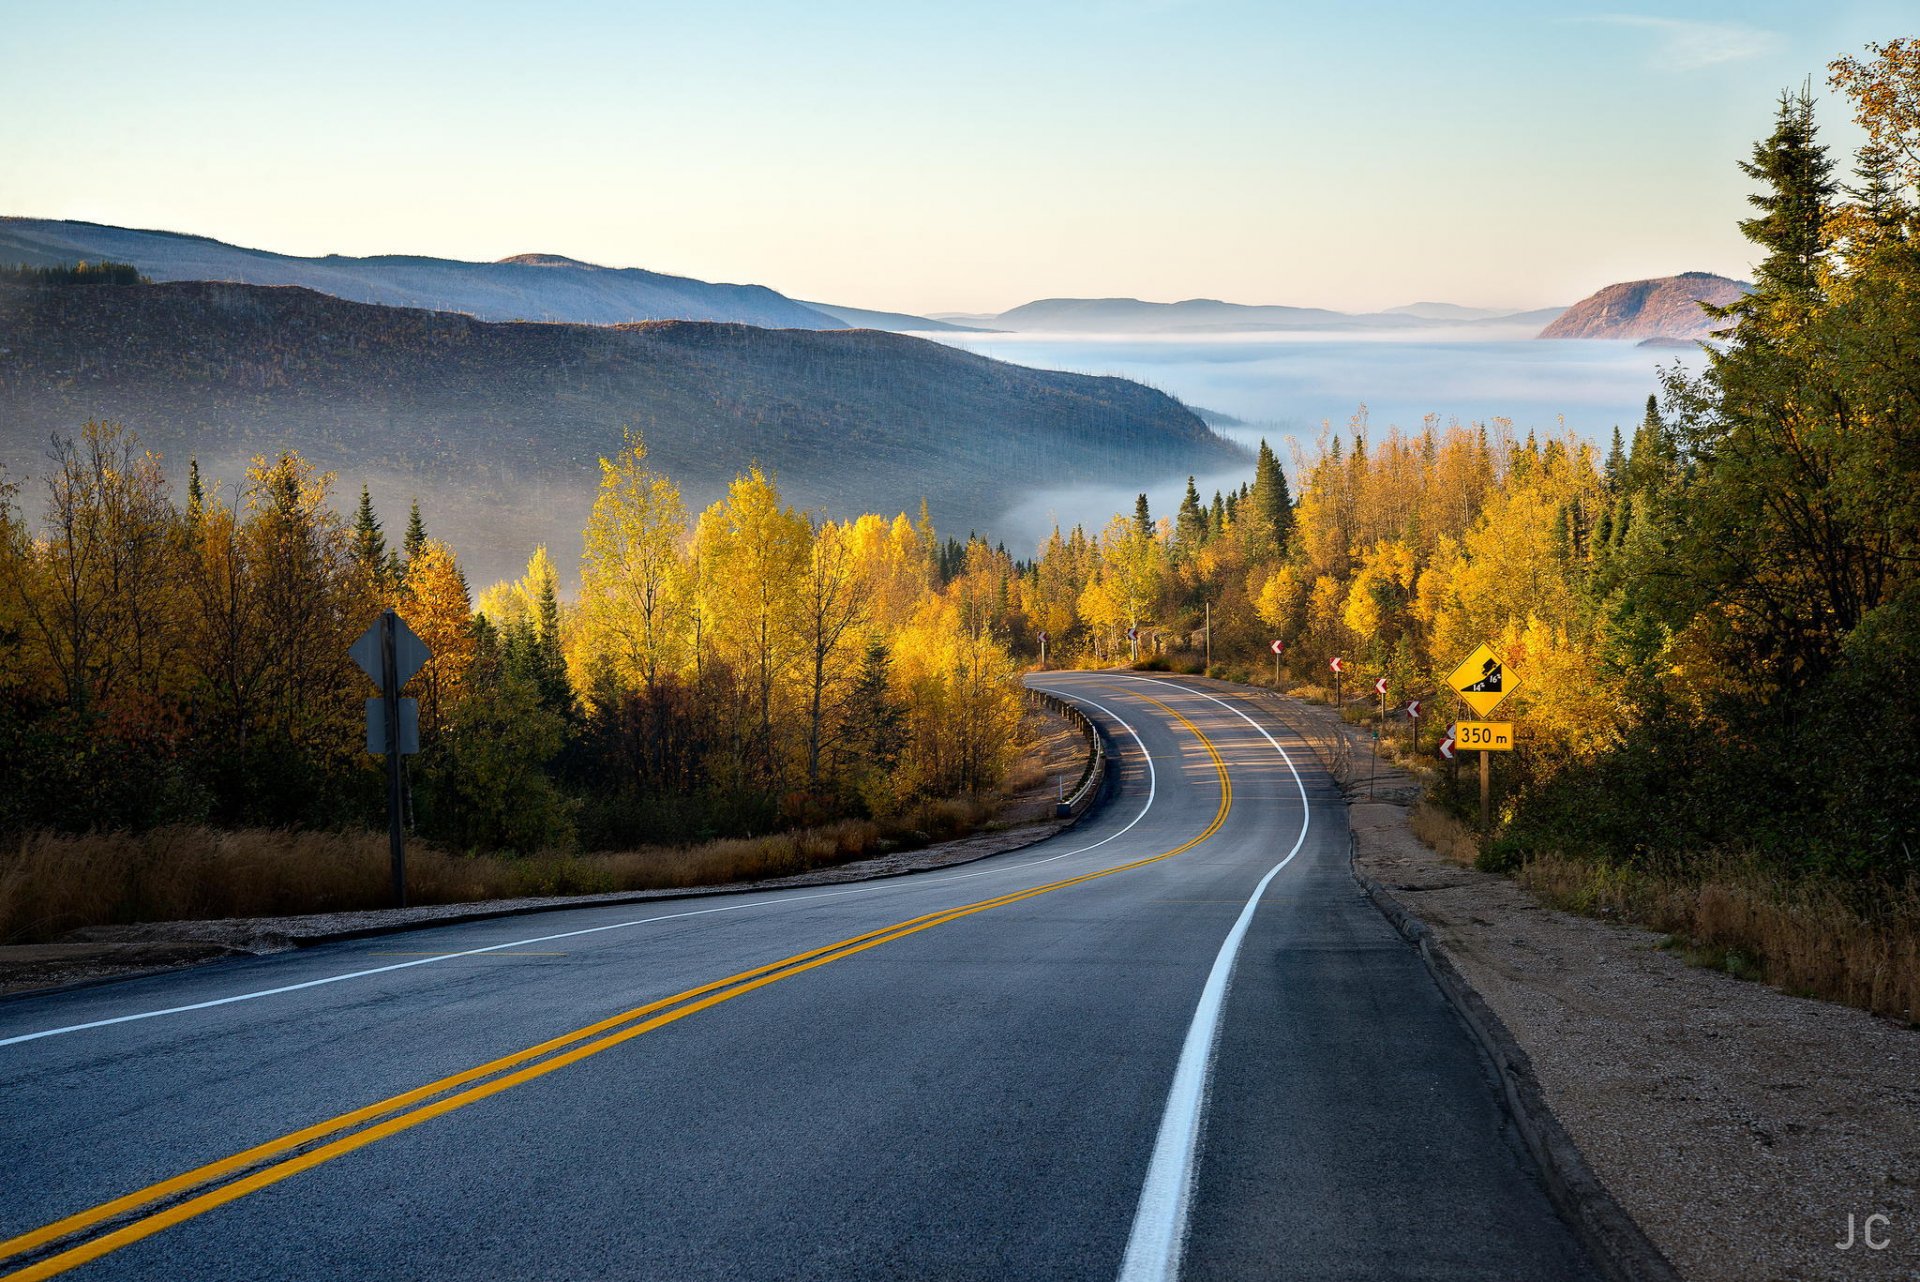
[1446,642,1519,718]
[1446,643,1521,830]
[1455,721,1514,751]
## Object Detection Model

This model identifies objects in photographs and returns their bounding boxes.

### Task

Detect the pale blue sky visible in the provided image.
[0,1,1905,312]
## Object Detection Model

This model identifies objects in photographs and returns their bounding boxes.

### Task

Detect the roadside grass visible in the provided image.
[1410,801,1480,865]
[0,800,1008,946]
[0,708,1090,946]
[1512,851,1920,1024]
[0,804,1002,945]
[1403,796,1920,1022]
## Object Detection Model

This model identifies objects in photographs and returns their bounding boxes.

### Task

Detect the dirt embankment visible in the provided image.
[1262,689,1920,1282]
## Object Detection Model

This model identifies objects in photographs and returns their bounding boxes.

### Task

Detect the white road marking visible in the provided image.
[0,689,1156,1049]
[1114,676,1314,1282]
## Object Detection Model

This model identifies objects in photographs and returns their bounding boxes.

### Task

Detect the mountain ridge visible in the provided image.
[0,277,1239,586]
[0,217,956,334]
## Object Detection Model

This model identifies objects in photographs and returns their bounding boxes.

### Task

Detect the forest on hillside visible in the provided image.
[0,426,1029,868]
[0,280,1239,585]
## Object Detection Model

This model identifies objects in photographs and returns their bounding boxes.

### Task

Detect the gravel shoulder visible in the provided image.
[0,705,1097,998]
[1260,686,1920,1282]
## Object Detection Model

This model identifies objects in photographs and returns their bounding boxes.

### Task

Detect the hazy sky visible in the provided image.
[0,1,1905,313]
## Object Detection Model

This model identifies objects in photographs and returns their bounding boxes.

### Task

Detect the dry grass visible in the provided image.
[1410,801,1480,866]
[0,795,1002,945]
[1516,852,1920,1024]
[0,698,1087,945]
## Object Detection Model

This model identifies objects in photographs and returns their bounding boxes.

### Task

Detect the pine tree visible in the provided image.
[1133,493,1153,539]
[1842,139,1908,254]
[1248,438,1295,558]
[1209,490,1225,537]
[1735,85,1836,306]
[1625,396,1677,496]
[1604,427,1627,493]
[1174,476,1207,553]
[185,458,205,525]
[403,499,428,564]
[351,484,388,583]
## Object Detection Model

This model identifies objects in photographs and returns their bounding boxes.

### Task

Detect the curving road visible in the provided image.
[0,674,1598,1281]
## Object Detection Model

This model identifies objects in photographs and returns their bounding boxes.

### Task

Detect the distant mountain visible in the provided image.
[1384,301,1513,321]
[943,295,1567,335]
[1538,272,1749,341]
[0,279,1239,586]
[987,296,1387,333]
[0,218,954,334]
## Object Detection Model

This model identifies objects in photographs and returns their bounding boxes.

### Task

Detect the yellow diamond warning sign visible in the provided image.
[1447,643,1519,718]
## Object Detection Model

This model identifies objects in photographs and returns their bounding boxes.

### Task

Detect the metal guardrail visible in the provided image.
[1025,688,1109,818]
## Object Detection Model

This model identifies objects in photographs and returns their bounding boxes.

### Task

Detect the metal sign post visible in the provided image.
[351,609,430,908]
[379,612,406,906]
[1270,638,1284,687]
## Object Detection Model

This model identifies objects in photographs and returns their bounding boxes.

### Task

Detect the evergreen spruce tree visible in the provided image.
[351,484,388,583]
[1604,427,1627,493]
[1209,490,1225,537]
[1133,493,1153,538]
[1734,85,1835,307]
[1844,139,1908,251]
[403,499,428,564]
[1174,476,1207,552]
[1248,438,1294,558]
[185,458,205,525]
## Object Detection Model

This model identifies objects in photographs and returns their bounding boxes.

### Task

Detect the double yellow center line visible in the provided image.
[1,691,1229,1282]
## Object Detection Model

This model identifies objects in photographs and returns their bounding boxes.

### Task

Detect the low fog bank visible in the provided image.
[964,330,1713,557]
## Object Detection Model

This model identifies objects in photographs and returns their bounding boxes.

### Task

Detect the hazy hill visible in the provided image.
[988,296,1388,333]
[0,218,948,333]
[1538,272,1749,340]
[0,279,1239,586]
[944,296,1566,334]
[1384,301,1512,321]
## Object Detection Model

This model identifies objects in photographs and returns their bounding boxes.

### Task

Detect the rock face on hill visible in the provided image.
[0,279,1240,586]
[1538,272,1749,341]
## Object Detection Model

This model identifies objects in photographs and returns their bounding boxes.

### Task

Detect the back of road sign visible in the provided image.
[366,697,421,755]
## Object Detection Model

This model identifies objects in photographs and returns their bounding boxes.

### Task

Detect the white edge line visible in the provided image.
[0,684,1154,1050]
[1114,676,1314,1282]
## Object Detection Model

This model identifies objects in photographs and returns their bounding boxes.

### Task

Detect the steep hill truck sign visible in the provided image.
[1446,642,1519,718]
[1446,642,1520,830]
[351,609,431,907]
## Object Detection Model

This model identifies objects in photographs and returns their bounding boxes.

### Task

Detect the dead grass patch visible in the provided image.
[1514,852,1920,1024]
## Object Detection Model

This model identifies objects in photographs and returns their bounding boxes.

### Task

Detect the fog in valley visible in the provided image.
[948,330,1713,557]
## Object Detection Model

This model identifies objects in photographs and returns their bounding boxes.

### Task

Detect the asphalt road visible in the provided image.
[0,674,1599,1281]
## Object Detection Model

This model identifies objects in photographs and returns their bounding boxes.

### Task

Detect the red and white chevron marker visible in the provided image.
[1329,656,1344,674]
[1373,676,1388,696]
[1406,699,1421,719]
[1439,723,1457,760]
[1270,639,1284,655]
